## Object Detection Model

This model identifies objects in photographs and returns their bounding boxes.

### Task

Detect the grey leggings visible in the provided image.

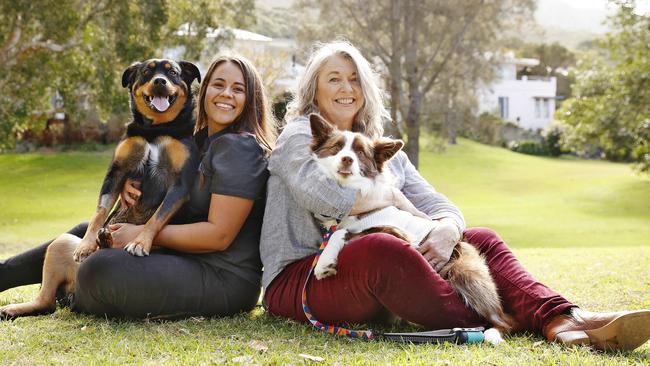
[0,222,260,319]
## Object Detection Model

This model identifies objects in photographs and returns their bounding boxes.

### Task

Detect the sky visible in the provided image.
[562,0,649,13]
[535,0,650,34]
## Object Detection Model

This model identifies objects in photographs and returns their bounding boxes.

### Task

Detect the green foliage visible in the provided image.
[541,123,565,157]
[506,124,565,157]
[516,42,576,102]
[517,42,576,75]
[250,3,298,38]
[0,0,255,151]
[508,140,548,156]
[272,91,293,122]
[558,3,650,172]
[461,112,505,145]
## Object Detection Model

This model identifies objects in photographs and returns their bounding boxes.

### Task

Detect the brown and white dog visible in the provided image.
[308,113,517,345]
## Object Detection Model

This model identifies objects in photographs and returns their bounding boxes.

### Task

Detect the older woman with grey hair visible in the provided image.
[260,41,650,351]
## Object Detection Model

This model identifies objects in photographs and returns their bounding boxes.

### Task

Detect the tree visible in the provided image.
[296,0,534,167]
[0,0,254,150]
[517,42,576,102]
[557,1,650,172]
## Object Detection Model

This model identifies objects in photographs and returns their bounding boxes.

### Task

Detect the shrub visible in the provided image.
[462,112,504,145]
[541,123,565,157]
[509,140,549,156]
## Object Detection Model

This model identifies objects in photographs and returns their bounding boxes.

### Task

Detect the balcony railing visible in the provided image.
[518,75,554,82]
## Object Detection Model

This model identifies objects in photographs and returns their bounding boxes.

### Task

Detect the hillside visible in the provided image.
[419,139,649,248]
[1,139,648,252]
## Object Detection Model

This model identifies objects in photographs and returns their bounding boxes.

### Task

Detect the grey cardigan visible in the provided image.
[260,116,466,289]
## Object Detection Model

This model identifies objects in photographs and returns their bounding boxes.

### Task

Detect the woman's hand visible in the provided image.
[107,223,144,249]
[121,178,142,207]
[417,218,461,272]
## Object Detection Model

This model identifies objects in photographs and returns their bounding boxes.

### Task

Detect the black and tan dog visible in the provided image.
[0,59,201,319]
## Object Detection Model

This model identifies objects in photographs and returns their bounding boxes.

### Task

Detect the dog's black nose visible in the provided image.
[341,156,353,166]
[153,78,167,85]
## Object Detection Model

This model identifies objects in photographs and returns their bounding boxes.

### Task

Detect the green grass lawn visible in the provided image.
[0,139,649,365]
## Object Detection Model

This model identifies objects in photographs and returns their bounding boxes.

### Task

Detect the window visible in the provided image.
[543,98,550,118]
[498,97,509,119]
[535,98,551,119]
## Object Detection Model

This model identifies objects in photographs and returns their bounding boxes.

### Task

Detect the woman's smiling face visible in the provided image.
[315,54,364,131]
[204,61,246,133]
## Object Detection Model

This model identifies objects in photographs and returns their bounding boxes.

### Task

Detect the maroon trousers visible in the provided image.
[264,228,574,333]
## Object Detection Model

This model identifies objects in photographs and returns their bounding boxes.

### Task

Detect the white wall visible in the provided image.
[479,71,557,131]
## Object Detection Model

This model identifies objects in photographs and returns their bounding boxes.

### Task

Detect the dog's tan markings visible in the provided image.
[114,136,147,163]
[352,135,379,178]
[345,227,411,243]
[133,83,142,96]
[352,135,373,158]
[132,83,187,124]
[151,89,186,124]
[164,63,171,70]
[127,196,188,257]
[373,138,404,171]
[316,134,346,158]
[159,136,189,172]
[309,113,335,151]
[133,92,150,118]
[148,62,156,69]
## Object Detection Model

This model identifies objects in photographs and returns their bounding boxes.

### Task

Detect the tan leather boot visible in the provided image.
[543,308,650,351]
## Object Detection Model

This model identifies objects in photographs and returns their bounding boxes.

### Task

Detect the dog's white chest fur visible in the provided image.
[342,206,435,246]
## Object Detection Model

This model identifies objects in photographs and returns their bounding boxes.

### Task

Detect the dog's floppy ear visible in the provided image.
[179,61,201,86]
[374,138,404,169]
[309,113,335,151]
[122,62,141,88]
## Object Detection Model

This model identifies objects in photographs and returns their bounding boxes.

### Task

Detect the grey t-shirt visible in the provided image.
[180,128,269,287]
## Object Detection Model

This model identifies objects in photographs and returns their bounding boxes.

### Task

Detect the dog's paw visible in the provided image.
[97,228,114,249]
[314,261,338,280]
[124,238,151,257]
[483,328,505,345]
[73,242,98,263]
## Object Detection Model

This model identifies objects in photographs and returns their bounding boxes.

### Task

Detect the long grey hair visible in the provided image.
[285,41,390,139]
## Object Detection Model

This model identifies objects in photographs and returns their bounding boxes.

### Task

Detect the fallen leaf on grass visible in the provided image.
[249,340,269,353]
[299,353,324,362]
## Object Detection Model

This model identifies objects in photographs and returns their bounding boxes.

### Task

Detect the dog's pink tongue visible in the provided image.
[151,96,170,112]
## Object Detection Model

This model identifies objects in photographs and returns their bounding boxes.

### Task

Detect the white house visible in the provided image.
[478,53,557,131]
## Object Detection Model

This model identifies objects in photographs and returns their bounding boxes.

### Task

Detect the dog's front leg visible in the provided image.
[124,185,189,256]
[125,138,195,257]
[73,199,116,262]
[314,229,348,280]
[392,189,430,220]
[74,137,148,262]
